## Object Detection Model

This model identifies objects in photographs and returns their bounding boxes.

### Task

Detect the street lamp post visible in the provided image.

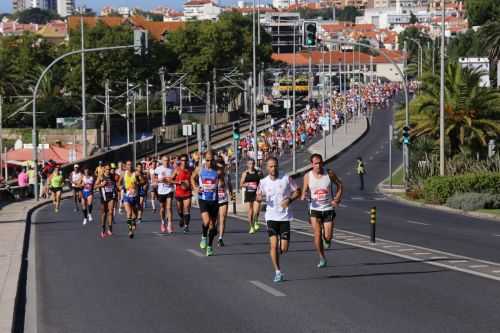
[132,92,137,167]
[80,13,88,158]
[126,78,131,144]
[439,0,446,176]
[252,0,258,161]
[292,22,297,173]
[159,68,166,128]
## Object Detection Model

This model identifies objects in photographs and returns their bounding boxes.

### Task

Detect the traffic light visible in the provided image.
[134,29,148,56]
[303,21,317,47]
[232,122,240,141]
[402,126,410,145]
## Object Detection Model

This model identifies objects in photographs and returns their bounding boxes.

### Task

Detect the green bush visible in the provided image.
[423,173,500,204]
[446,192,500,211]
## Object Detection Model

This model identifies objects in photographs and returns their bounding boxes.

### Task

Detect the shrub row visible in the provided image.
[423,173,500,204]
[446,192,500,211]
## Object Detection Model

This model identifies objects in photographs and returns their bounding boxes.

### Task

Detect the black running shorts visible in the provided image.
[309,209,336,222]
[199,199,219,220]
[266,220,291,241]
[158,192,174,203]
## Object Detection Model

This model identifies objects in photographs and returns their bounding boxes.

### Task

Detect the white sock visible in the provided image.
[161,220,165,225]
[275,270,281,274]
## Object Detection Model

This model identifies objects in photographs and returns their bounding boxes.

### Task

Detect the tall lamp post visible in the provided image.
[252,0,258,157]
[439,0,446,176]
[80,9,88,158]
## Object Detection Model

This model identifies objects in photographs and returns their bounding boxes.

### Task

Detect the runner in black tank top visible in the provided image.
[240,159,262,234]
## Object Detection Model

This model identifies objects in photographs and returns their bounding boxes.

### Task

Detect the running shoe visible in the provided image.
[273,271,284,283]
[137,218,142,224]
[217,238,225,247]
[128,231,134,239]
[166,223,173,234]
[183,225,189,233]
[82,218,88,226]
[106,230,113,237]
[199,237,207,249]
[55,208,59,213]
[100,231,106,239]
[206,246,214,256]
[88,215,93,222]
[118,207,123,214]
[323,239,331,249]
[132,222,137,231]
[317,258,327,268]
[160,223,166,233]
[179,219,185,228]
[254,221,261,231]
[249,226,256,234]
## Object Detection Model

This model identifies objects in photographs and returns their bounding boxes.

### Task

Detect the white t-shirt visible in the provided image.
[258,173,298,222]
[155,165,174,195]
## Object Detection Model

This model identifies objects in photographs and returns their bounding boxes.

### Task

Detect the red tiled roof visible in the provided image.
[6,145,83,164]
[272,50,405,66]
[184,0,213,6]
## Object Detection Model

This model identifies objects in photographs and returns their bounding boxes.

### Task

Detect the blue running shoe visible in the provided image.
[273,271,284,283]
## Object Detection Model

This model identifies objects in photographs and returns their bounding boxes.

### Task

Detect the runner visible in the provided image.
[301,153,343,268]
[81,166,95,225]
[135,163,148,224]
[48,166,64,213]
[70,164,83,212]
[172,154,192,233]
[191,150,219,256]
[116,161,125,214]
[148,160,158,212]
[95,164,117,238]
[110,163,119,217]
[155,155,174,233]
[240,159,262,234]
[216,160,233,247]
[123,161,139,239]
[256,157,301,283]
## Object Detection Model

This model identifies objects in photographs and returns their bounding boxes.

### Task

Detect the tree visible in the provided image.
[447,29,485,61]
[395,63,500,155]
[466,0,500,26]
[465,0,500,26]
[480,21,500,62]
[409,12,418,24]
[13,8,61,24]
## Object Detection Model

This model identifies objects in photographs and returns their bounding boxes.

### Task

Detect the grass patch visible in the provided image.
[384,167,404,186]
[476,209,500,216]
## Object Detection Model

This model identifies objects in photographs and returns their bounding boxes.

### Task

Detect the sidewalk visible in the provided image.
[230,116,369,216]
[0,198,48,333]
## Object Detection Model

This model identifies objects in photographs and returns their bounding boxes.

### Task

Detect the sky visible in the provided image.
[0,0,261,14]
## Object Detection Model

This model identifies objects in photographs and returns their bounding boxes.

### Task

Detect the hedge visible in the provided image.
[446,192,500,211]
[423,173,500,204]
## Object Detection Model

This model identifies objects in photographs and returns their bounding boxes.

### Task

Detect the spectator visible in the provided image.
[18,167,29,187]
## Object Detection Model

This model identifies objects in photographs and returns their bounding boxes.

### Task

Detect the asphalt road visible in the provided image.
[28,99,500,332]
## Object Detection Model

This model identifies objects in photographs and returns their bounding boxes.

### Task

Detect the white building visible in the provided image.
[459,57,490,87]
[272,0,291,9]
[183,0,222,21]
[117,7,131,16]
[56,0,74,17]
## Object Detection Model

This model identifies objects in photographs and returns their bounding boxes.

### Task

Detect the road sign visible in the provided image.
[284,99,291,109]
[263,104,269,114]
[182,124,193,136]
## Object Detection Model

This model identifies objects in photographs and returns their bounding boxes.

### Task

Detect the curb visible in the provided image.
[12,194,72,333]
[289,117,370,178]
[377,183,500,223]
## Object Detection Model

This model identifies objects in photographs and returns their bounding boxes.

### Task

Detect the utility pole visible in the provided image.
[213,68,217,124]
[179,82,183,115]
[80,13,88,158]
[159,69,166,128]
[105,80,111,149]
[0,96,3,180]
[132,93,137,167]
[439,0,446,176]
[252,0,258,159]
[292,22,297,173]
[126,78,131,143]
[146,79,150,133]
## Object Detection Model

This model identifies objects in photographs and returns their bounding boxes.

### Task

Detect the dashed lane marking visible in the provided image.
[406,220,430,226]
[186,249,205,258]
[351,196,364,200]
[228,213,500,283]
[249,280,286,297]
[414,253,432,255]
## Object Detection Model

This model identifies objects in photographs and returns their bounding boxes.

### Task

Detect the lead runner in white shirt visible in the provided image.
[302,153,343,268]
[256,157,301,283]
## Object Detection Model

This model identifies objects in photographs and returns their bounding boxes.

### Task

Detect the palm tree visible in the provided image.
[480,21,500,64]
[395,62,500,156]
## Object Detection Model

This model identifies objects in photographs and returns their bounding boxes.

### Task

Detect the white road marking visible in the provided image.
[414,252,432,255]
[448,260,468,264]
[406,220,430,226]
[493,234,500,237]
[186,249,205,258]
[397,248,415,252]
[249,280,286,297]
[228,214,500,283]
[469,265,488,268]
[383,245,399,248]
[351,196,364,200]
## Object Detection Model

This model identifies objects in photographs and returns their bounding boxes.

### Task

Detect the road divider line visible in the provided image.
[249,280,286,297]
[492,270,500,274]
[414,253,432,255]
[186,249,205,258]
[397,249,414,252]
[469,265,488,268]
[448,260,468,263]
